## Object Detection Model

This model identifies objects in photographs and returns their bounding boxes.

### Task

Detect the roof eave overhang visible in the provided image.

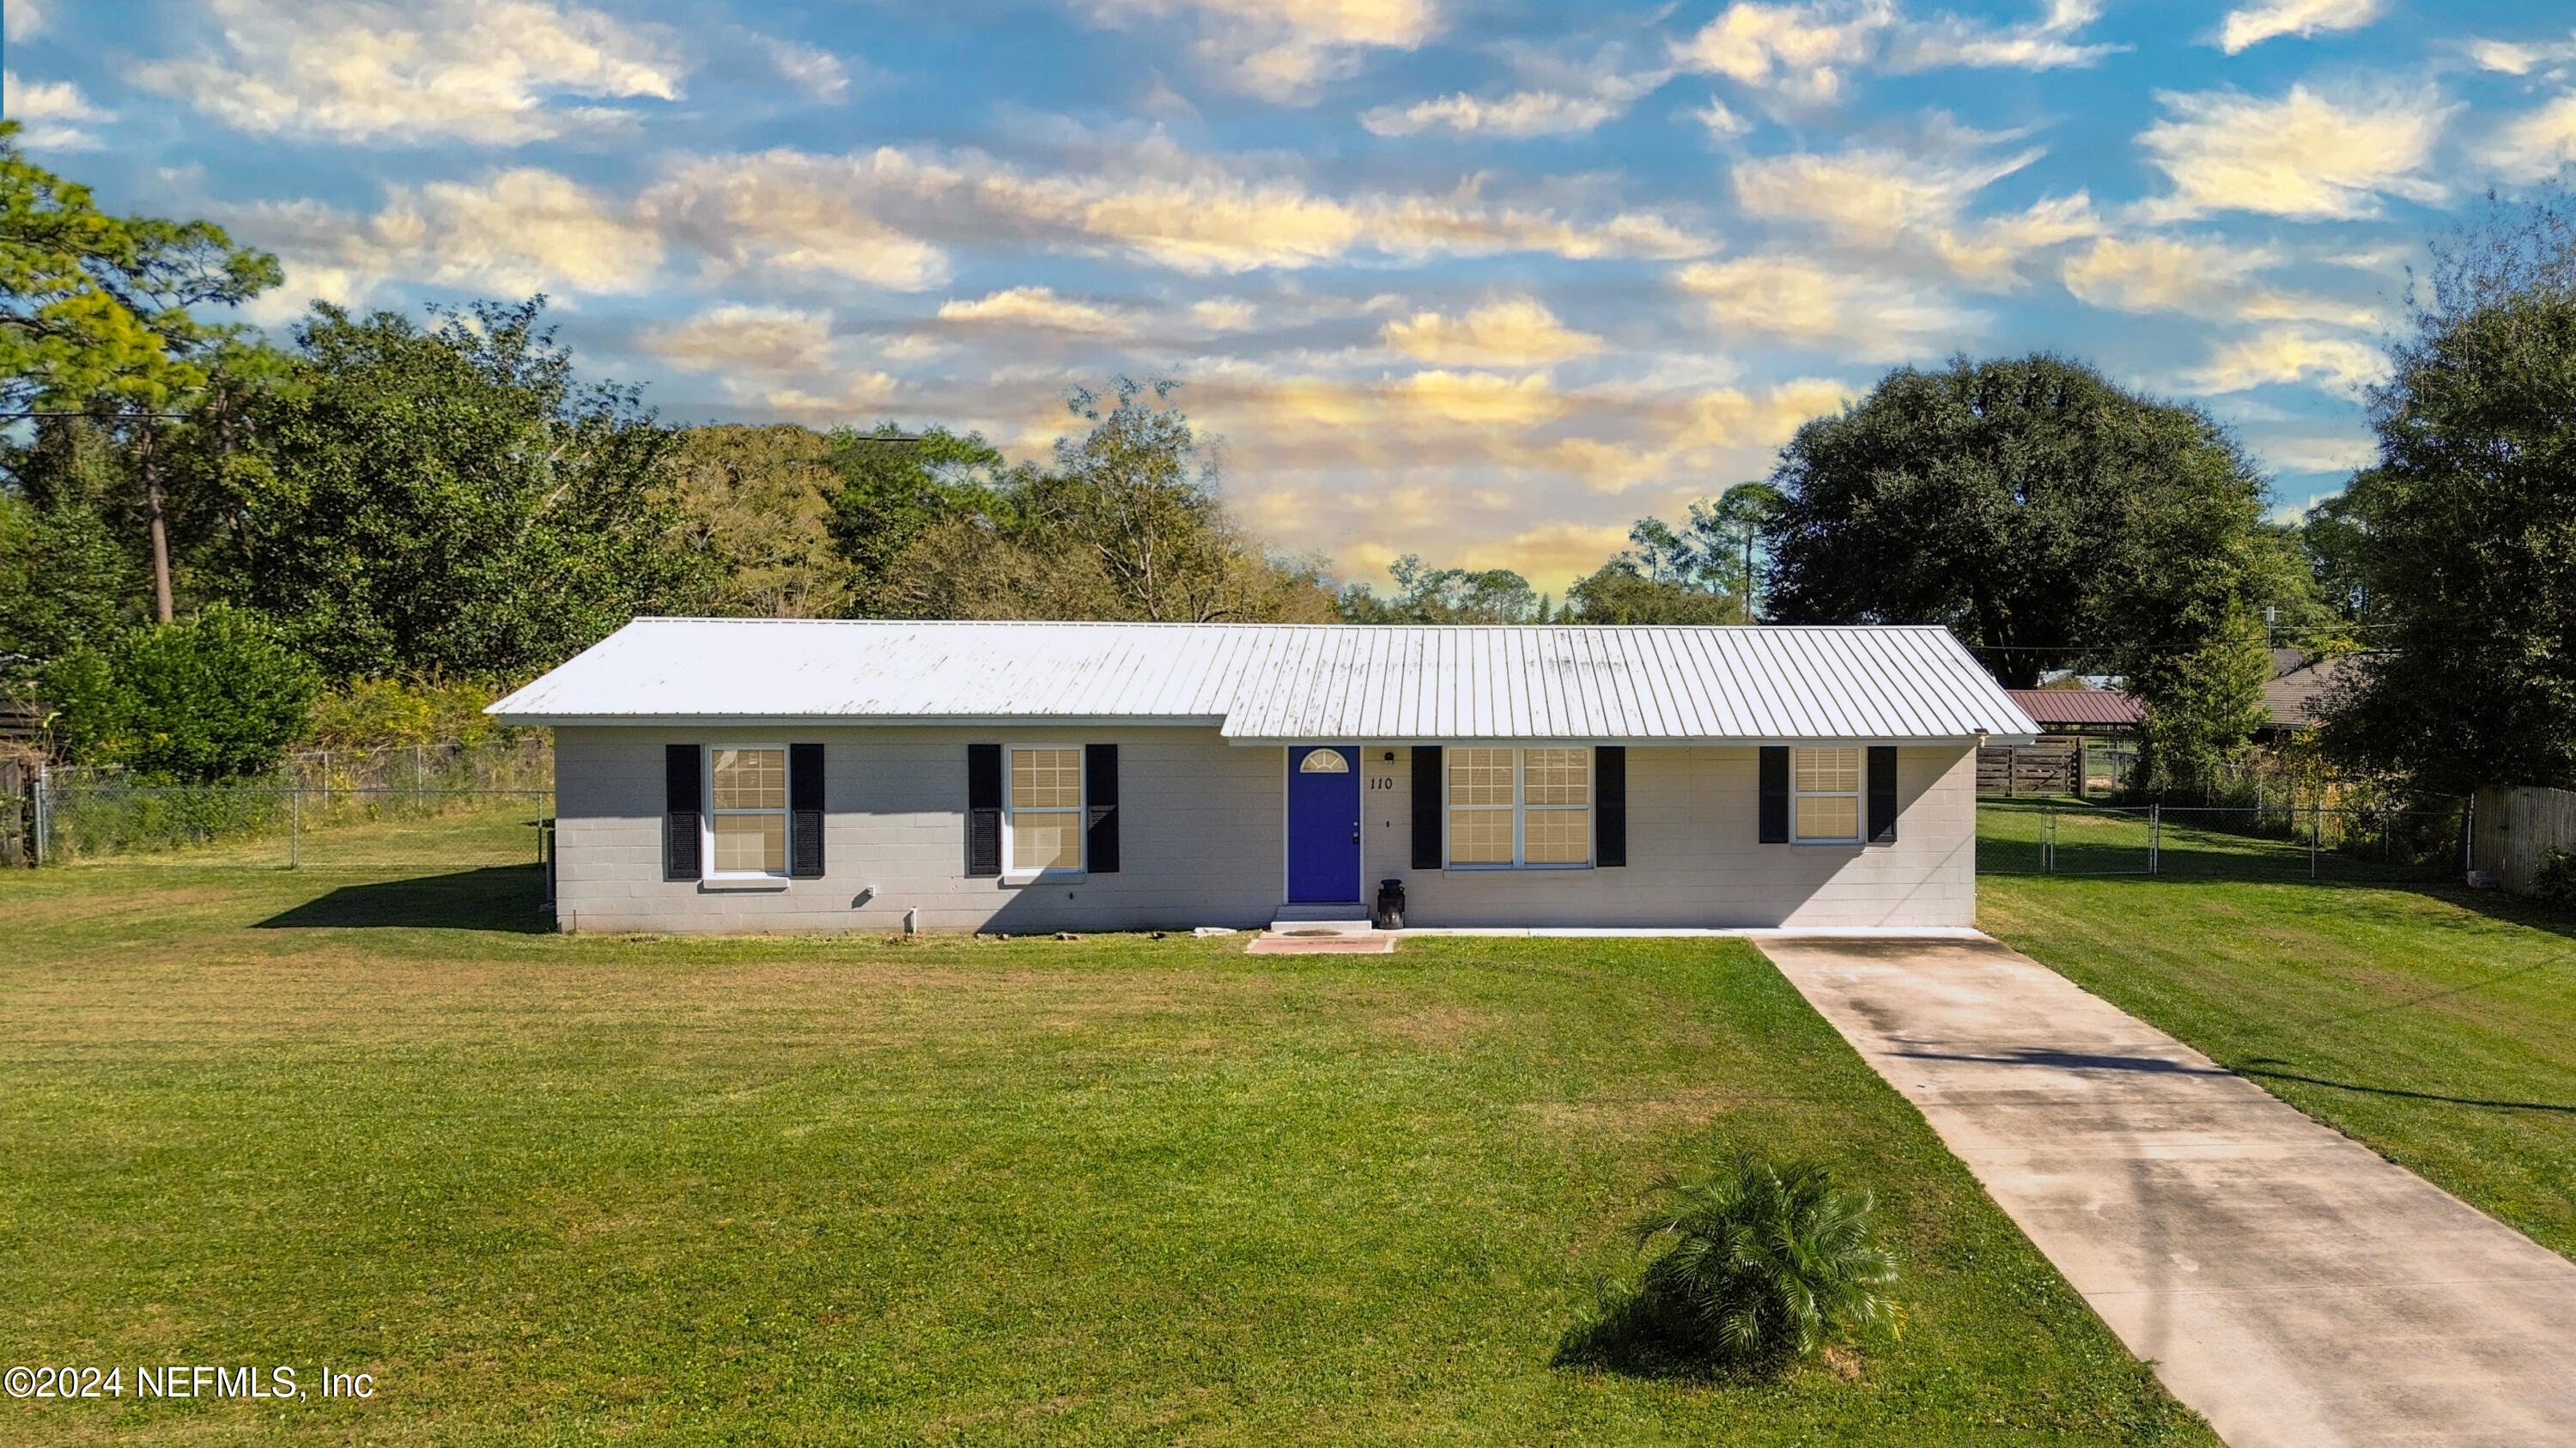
[494,713,1230,729]
[1225,733,2031,748]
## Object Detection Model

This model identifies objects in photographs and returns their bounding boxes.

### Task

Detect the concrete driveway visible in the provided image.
[1759,934,2576,1448]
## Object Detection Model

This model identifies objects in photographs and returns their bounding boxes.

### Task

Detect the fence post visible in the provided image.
[2309,800,2321,880]
[289,786,301,870]
[2462,794,2476,882]
[2148,802,2161,875]
[2044,807,2057,873]
[31,764,48,867]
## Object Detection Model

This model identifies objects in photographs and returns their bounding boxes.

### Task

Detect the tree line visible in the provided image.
[3,119,2570,804]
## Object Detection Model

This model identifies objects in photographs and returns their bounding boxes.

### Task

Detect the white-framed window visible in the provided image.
[1793,746,1862,844]
[1007,745,1085,875]
[1448,746,1591,868]
[707,745,788,876]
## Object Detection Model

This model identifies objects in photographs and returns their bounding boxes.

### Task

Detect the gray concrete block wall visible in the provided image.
[555,726,1285,935]
[1358,745,1974,929]
[554,727,1978,934]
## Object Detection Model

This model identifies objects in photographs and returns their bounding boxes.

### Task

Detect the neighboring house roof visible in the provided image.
[2264,654,2355,730]
[490,618,2042,743]
[2005,688,2142,727]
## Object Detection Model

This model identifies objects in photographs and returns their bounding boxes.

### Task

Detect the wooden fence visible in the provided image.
[0,755,29,867]
[2470,785,2576,894]
[1977,739,2082,796]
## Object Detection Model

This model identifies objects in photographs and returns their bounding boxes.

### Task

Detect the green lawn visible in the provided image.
[0,830,2210,1445]
[1982,873,2576,1262]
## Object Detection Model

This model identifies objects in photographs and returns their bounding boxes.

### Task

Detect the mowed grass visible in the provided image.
[1982,872,2576,1261]
[0,825,2212,1446]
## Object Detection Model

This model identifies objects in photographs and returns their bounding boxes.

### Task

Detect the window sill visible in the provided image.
[700,878,791,891]
[1444,863,1595,872]
[1000,872,1088,888]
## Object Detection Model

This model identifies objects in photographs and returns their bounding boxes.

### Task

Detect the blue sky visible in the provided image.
[9,0,2575,590]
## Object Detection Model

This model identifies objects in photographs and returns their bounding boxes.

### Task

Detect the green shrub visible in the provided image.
[41,605,320,782]
[2534,849,2576,910]
[304,676,510,751]
[1557,1153,1900,1378]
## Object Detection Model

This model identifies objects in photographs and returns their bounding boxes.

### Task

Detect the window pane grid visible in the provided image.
[1008,747,1084,873]
[1012,748,1083,809]
[1448,746,1590,867]
[1792,746,1862,843]
[1524,807,1591,863]
[711,748,786,810]
[1449,748,1515,806]
[713,812,785,873]
[708,747,788,874]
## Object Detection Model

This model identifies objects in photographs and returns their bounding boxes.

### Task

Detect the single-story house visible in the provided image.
[488,619,2040,935]
[2261,648,2357,741]
[2004,686,2141,734]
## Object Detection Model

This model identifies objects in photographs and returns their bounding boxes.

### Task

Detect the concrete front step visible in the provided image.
[1265,917,1376,936]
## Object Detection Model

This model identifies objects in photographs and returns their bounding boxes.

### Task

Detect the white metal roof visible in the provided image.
[488,618,2040,743]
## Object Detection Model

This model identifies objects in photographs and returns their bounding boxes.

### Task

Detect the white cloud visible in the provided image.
[2215,0,2382,55]
[1674,0,1889,103]
[1731,145,2099,285]
[1733,144,2034,246]
[764,38,850,100]
[1084,0,1438,103]
[234,138,1715,318]
[1363,54,1668,137]
[642,305,838,376]
[239,169,663,299]
[4,0,41,41]
[1675,253,1981,357]
[132,0,683,145]
[2465,33,2576,76]
[2257,432,2376,473]
[1690,99,1753,139]
[1894,0,2121,70]
[762,371,904,427]
[938,286,1133,334]
[2061,234,2379,325]
[643,150,952,290]
[1381,296,1603,365]
[2184,329,2390,398]
[1190,297,1259,331]
[3,70,112,149]
[648,140,1710,277]
[2136,84,2451,221]
[1674,0,2116,105]
[1364,88,1625,137]
[2487,94,2576,184]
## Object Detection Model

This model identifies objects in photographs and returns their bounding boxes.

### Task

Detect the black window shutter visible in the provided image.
[1411,745,1443,869]
[1758,746,1790,844]
[966,744,1002,877]
[1867,745,1899,845]
[789,743,825,878]
[1595,746,1626,867]
[1085,743,1120,873]
[664,744,702,880]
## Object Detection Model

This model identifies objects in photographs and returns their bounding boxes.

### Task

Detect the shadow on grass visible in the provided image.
[1551,1289,1795,1384]
[2238,1060,2576,1114]
[256,867,554,934]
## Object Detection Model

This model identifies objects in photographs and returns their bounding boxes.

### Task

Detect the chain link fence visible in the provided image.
[1980,798,2470,882]
[22,739,554,879]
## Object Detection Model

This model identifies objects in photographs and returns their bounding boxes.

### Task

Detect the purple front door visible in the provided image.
[1287,746,1362,903]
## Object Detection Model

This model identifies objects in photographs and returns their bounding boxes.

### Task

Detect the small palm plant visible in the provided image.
[1558,1153,1901,1377]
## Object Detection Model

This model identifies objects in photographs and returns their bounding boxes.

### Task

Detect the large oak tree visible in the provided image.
[1762,354,2299,786]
